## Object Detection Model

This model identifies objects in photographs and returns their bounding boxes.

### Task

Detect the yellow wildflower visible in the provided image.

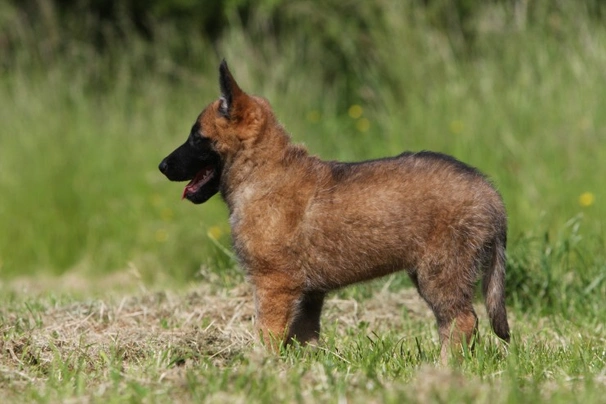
[207,225,223,240]
[348,105,363,119]
[579,192,594,207]
[356,117,370,132]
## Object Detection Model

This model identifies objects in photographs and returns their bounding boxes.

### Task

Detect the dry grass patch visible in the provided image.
[1,283,252,378]
[0,277,436,398]
[1,276,602,403]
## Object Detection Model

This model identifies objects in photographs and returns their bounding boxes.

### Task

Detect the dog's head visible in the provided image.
[159,60,269,204]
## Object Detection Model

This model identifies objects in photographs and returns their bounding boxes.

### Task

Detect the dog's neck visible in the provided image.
[219,125,309,210]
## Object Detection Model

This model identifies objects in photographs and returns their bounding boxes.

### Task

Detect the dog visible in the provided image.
[159,60,510,363]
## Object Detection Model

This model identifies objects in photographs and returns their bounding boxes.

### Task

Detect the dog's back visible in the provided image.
[288,150,506,288]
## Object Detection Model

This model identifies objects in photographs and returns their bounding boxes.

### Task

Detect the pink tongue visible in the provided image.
[182,178,197,199]
[181,169,209,199]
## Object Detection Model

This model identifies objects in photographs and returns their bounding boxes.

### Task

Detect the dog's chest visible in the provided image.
[228,184,305,270]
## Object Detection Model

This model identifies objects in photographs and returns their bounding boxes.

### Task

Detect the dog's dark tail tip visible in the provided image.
[483,236,511,344]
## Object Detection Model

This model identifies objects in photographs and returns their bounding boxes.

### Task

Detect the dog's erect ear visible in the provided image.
[218,60,244,119]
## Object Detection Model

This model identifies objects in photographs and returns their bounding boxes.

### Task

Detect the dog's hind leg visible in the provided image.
[436,306,478,365]
[287,291,326,345]
[415,261,479,365]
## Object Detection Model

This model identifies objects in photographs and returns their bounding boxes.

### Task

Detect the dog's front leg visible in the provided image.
[287,291,325,345]
[253,281,303,351]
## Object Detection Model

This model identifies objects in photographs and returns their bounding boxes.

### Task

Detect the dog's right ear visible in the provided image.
[218,60,244,119]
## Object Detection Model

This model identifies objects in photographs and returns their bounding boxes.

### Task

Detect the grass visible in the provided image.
[1,2,605,279]
[1,0,606,402]
[1,277,605,403]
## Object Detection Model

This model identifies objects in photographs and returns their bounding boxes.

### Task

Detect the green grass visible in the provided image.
[1,2,605,280]
[0,279,605,403]
[1,0,605,402]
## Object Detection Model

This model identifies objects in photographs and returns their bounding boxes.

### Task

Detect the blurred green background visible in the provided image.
[0,0,604,313]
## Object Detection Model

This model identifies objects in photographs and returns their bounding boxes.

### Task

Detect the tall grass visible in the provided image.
[0,1,604,317]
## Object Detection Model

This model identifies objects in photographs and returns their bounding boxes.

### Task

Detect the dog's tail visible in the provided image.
[482,231,510,342]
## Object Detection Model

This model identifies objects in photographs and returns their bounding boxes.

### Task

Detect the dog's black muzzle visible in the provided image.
[159,138,222,204]
[159,141,202,182]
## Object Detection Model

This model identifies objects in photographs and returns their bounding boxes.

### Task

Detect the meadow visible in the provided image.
[1,1,605,402]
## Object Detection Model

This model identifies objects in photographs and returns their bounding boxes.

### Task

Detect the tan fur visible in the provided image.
[191,65,510,363]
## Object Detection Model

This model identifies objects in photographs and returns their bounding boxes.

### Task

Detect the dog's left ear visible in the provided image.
[218,60,244,119]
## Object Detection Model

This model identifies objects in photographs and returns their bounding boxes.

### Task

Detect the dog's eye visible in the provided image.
[189,133,206,147]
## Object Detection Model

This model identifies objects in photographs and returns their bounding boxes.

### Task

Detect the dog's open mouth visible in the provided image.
[182,166,215,200]
[159,135,222,204]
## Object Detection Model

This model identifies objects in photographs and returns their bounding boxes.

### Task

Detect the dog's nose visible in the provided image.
[159,160,168,174]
